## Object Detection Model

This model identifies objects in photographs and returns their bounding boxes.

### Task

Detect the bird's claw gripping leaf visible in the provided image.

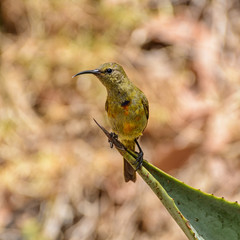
[108,132,118,148]
[93,119,125,151]
[134,151,144,170]
[132,138,144,170]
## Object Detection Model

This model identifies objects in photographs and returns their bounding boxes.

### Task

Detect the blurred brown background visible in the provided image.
[1,0,240,239]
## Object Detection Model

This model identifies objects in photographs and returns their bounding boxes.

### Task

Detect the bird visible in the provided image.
[73,62,149,182]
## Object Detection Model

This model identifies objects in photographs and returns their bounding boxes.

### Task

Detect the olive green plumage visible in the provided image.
[74,62,149,182]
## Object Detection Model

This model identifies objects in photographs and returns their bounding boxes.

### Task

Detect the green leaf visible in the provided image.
[142,161,240,240]
[94,120,240,240]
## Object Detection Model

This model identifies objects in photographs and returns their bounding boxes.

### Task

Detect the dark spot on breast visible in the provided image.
[121,100,131,107]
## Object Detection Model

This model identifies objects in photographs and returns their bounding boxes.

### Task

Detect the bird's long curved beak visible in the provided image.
[72,69,101,78]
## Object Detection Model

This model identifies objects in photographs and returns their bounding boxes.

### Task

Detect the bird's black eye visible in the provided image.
[105,68,112,74]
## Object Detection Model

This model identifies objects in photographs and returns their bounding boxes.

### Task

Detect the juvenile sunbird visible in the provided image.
[73,63,149,182]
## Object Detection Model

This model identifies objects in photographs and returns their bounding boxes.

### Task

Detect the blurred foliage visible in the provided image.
[1,0,240,239]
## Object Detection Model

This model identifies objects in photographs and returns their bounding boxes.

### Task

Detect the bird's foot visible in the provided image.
[108,132,118,148]
[133,139,144,170]
[134,151,143,170]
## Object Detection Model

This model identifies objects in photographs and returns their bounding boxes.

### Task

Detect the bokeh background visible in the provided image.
[1,0,240,239]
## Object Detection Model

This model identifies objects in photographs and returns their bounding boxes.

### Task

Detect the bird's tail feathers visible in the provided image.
[123,140,136,182]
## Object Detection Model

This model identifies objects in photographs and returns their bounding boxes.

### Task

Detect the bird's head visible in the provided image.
[73,62,129,88]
